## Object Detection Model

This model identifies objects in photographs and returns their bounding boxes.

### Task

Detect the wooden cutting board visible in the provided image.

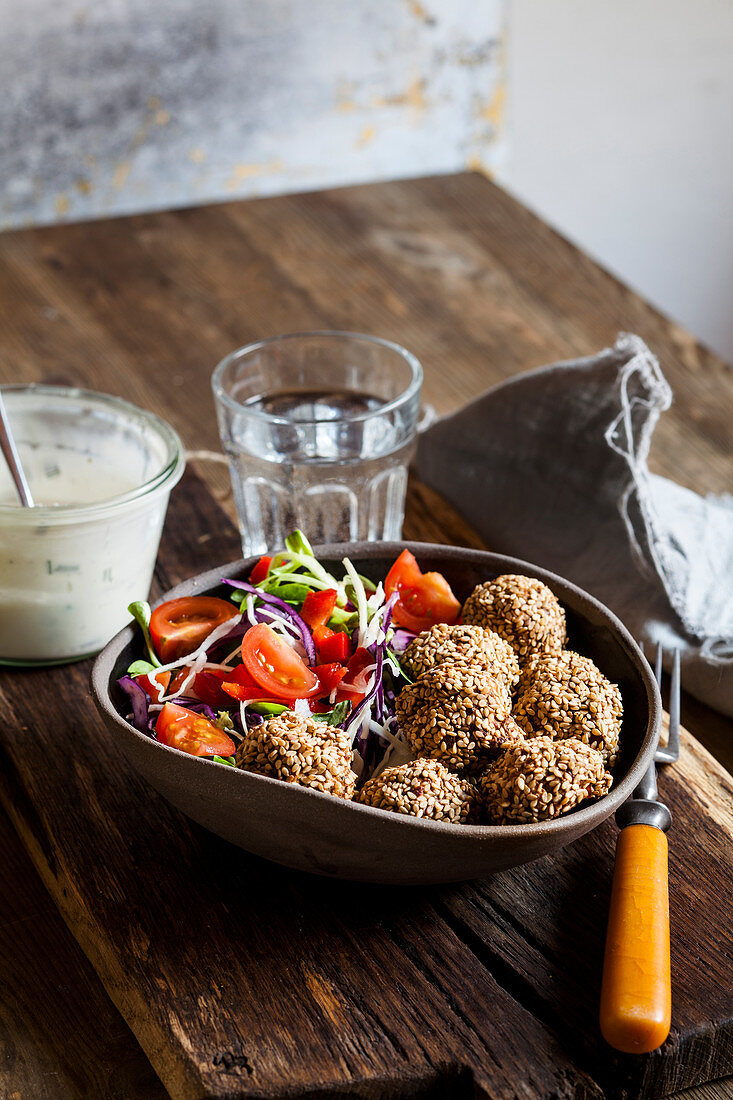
[0,469,732,1100]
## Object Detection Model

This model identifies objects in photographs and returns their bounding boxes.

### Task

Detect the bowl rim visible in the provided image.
[91,540,661,841]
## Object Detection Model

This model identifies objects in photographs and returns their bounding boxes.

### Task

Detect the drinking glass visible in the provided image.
[212,332,422,555]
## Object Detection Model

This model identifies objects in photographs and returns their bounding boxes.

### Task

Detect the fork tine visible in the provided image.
[667,648,681,760]
[653,644,681,765]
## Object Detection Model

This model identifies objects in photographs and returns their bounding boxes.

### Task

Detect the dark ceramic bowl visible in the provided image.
[91,542,660,885]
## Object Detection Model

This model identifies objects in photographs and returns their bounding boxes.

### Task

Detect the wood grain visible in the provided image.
[0,470,731,1099]
[0,171,731,1097]
[0,801,166,1100]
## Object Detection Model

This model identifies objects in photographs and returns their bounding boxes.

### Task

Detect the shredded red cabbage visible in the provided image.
[118,676,151,734]
[209,622,250,652]
[389,627,416,654]
[221,579,316,665]
[344,644,384,735]
[168,697,218,721]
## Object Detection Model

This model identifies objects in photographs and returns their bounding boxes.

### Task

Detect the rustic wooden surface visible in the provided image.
[0,471,732,1100]
[0,805,167,1100]
[0,171,731,1098]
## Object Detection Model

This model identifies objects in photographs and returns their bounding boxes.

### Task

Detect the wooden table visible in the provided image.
[0,172,731,1099]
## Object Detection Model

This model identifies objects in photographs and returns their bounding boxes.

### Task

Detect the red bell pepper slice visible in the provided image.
[193,669,231,709]
[336,647,376,704]
[313,662,347,695]
[316,629,350,664]
[249,555,272,585]
[301,588,338,631]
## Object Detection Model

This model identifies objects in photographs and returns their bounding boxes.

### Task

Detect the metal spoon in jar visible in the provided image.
[0,391,34,506]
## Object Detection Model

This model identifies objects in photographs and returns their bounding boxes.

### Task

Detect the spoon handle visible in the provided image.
[0,393,34,506]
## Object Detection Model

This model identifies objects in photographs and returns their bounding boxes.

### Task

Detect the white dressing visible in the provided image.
[0,386,184,664]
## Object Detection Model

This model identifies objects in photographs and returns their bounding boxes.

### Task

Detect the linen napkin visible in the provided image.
[415,333,733,717]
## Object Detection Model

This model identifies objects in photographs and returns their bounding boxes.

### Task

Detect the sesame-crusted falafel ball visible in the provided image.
[402,622,520,690]
[235,711,356,800]
[395,659,524,774]
[513,650,622,766]
[358,758,479,823]
[479,736,612,824]
[461,575,566,663]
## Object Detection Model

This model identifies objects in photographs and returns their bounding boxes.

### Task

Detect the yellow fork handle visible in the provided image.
[600,823,671,1053]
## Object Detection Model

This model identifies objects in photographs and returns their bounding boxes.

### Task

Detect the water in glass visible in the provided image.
[223,387,415,555]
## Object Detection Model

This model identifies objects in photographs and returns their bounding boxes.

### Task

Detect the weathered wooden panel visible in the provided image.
[0,471,731,1099]
[0,0,505,229]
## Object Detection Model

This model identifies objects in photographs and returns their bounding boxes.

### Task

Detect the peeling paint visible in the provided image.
[225,160,284,191]
[356,124,376,148]
[2,0,506,228]
[335,81,357,113]
[112,162,131,190]
[370,77,428,117]
[467,153,490,173]
[479,80,505,128]
[405,76,428,119]
[465,19,506,178]
[407,0,437,25]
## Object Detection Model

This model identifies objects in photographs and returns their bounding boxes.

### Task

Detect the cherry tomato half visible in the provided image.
[156,702,236,758]
[249,555,272,585]
[150,596,239,663]
[169,667,192,696]
[241,624,320,700]
[134,668,171,702]
[385,549,461,633]
[385,549,423,594]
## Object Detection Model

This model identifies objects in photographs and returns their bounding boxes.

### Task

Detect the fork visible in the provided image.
[599,644,680,1053]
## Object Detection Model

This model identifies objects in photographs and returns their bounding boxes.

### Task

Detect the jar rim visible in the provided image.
[0,384,185,523]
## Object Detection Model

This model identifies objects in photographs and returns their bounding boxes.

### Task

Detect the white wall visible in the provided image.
[502,0,733,363]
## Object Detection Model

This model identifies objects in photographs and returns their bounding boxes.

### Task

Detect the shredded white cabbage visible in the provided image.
[384,653,403,678]
[371,729,414,779]
[148,676,167,703]
[368,716,399,743]
[258,606,299,639]
[342,558,369,646]
[244,594,259,626]
[366,582,385,615]
[239,699,248,732]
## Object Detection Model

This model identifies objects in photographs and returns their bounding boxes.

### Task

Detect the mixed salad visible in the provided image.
[119,532,461,783]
